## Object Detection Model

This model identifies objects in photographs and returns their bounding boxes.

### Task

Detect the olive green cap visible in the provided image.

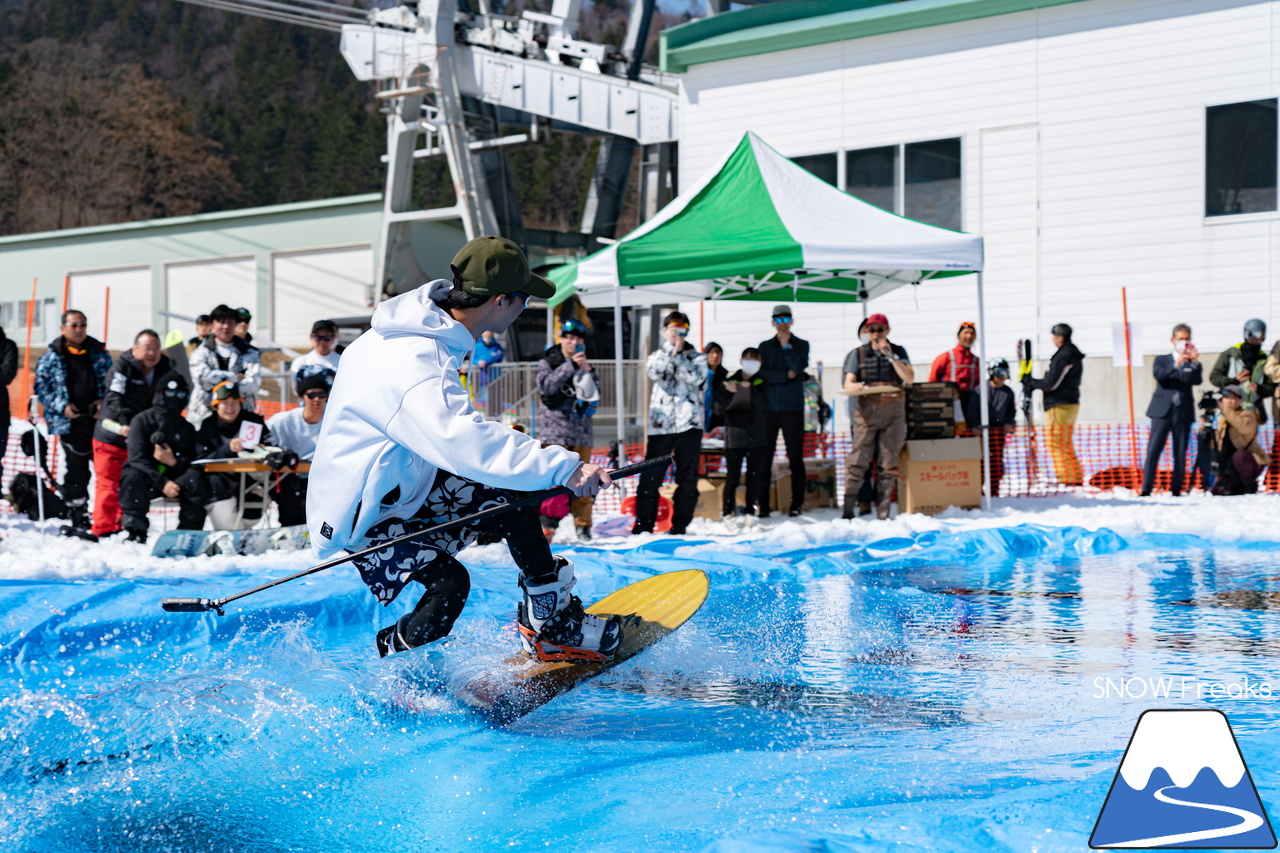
[450,235,556,299]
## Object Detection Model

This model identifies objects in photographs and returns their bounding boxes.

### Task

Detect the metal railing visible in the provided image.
[468,359,648,442]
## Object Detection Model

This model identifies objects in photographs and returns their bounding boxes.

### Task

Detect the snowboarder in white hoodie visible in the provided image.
[307,236,623,660]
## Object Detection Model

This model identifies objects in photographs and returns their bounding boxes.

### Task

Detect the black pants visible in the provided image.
[61,417,95,504]
[723,446,770,515]
[634,428,701,534]
[1141,415,1192,495]
[763,410,805,513]
[119,466,209,532]
[352,470,556,646]
[271,475,309,527]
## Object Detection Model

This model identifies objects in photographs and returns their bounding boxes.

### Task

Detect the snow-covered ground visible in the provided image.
[0,489,1273,582]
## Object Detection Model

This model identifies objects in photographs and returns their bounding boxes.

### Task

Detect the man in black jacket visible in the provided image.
[1209,319,1274,420]
[93,330,171,538]
[757,305,810,516]
[0,326,18,487]
[119,372,208,543]
[1140,324,1202,496]
[1022,323,1086,486]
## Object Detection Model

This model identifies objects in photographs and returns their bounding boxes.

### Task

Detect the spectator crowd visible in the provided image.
[3,293,1277,542]
[13,304,343,542]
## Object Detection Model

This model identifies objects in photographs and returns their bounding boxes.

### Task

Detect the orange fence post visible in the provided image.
[23,278,36,409]
[1121,287,1139,469]
[61,275,69,314]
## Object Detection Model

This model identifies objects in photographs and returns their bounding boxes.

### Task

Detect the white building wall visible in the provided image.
[675,0,1280,422]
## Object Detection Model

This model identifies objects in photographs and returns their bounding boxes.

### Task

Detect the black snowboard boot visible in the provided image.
[60,499,98,542]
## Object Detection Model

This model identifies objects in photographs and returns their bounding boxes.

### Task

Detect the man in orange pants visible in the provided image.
[92,331,170,537]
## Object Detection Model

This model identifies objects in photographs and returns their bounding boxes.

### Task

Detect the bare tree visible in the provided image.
[0,40,240,235]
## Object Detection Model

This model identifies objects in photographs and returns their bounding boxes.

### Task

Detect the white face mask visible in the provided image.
[859,333,871,346]
[1173,339,1189,354]
[741,360,762,377]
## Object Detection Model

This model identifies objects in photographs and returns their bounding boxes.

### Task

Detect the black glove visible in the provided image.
[264,450,299,471]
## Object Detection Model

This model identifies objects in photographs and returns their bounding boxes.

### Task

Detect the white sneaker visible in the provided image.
[517,557,623,662]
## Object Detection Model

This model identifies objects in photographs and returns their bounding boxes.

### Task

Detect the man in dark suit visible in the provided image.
[1140,323,1202,496]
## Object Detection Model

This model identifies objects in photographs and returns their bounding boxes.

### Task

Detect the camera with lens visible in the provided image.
[1198,390,1220,414]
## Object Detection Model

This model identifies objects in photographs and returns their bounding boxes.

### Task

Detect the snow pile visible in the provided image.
[0,488,1272,583]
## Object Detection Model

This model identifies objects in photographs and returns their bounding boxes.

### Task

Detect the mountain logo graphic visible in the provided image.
[1091,709,1276,849]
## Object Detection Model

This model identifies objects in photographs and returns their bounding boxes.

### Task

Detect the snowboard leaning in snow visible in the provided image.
[151,525,311,559]
[455,569,709,725]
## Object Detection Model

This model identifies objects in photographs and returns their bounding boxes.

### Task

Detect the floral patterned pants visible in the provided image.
[351,469,557,607]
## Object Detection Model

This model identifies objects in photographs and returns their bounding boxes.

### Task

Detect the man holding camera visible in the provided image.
[1140,324,1201,496]
[536,318,600,540]
[633,311,706,535]
[1210,384,1269,495]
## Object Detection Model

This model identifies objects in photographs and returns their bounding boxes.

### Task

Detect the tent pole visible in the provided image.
[977,272,991,511]
[614,283,626,462]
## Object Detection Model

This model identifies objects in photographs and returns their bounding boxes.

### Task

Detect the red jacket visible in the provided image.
[928,345,979,392]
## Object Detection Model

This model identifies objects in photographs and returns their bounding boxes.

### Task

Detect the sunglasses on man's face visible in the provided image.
[65,323,87,330]
[304,391,329,400]
[866,326,887,334]
[313,334,334,342]
[772,317,792,325]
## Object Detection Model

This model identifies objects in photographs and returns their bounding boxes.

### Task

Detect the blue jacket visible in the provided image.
[1146,353,1202,422]
[757,335,810,412]
[34,336,112,435]
[472,337,504,367]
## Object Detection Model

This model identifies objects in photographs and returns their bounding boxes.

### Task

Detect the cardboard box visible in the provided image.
[898,437,981,515]
[771,457,837,511]
[659,478,723,521]
[908,423,956,440]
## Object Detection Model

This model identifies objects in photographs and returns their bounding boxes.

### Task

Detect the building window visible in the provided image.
[791,153,838,186]
[846,146,897,214]
[846,137,962,230]
[1206,99,1277,217]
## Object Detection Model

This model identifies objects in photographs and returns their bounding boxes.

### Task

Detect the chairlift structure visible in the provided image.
[177,0,681,297]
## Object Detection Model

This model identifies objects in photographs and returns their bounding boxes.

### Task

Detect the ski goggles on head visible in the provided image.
[669,325,690,337]
[560,318,586,336]
[211,381,243,404]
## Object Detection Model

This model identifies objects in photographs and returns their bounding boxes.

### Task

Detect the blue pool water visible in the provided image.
[3,524,1280,851]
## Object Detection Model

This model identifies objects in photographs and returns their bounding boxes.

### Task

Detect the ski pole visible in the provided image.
[160,454,673,616]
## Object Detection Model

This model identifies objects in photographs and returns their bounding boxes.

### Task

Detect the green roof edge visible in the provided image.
[661,0,1093,72]
[0,192,384,247]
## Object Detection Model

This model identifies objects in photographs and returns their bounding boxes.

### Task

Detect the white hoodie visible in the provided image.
[307,280,581,558]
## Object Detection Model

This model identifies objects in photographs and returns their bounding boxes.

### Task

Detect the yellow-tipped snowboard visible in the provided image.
[457,569,709,724]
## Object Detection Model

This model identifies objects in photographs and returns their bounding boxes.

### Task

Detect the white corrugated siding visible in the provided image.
[271,246,373,349]
[68,267,152,351]
[164,259,256,338]
[677,0,1280,421]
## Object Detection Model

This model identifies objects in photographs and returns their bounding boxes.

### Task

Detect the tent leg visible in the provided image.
[614,284,627,463]
[977,272,991,512]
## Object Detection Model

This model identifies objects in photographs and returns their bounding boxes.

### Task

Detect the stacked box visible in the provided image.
[907,381,959,439]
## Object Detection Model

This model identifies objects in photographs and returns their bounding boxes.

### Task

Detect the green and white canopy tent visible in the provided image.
[547,131,983,308]
[546,131,996,506]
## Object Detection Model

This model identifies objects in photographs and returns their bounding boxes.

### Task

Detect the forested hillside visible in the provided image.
[0,0,685,237]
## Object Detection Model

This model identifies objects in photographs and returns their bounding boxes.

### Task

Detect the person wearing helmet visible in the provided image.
[1210,319,1275,421]
[985,358,1018,496]
[1139,324,1202,497]
[118,372,209,543]
[535,317,601,540]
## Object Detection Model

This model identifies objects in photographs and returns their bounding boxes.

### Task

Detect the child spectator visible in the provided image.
[714,347,770,517]
[984,359,1018,496]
